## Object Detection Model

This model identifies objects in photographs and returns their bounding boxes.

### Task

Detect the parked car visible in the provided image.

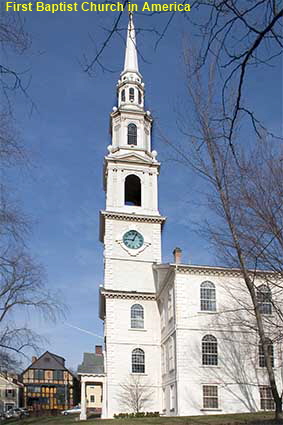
[5,408,22,419]
[61,405,81,415]
[4,408,29,419]
[19,408,29,417]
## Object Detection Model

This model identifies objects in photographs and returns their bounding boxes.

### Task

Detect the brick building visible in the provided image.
[22,351,79,412]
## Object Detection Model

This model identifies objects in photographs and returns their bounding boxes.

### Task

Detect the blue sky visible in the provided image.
[4,4,282,369]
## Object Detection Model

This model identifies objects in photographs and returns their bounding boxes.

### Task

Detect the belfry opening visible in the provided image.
[125,174,141,206]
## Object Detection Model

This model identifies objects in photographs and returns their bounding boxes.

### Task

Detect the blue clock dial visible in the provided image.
[123,230,144,250]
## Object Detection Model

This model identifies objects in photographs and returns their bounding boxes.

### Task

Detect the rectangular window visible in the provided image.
[161,345,165,374]
[161,306,165,329]
[259,302,272,315]
[203,385,218,409]
[34,370,44,380]
[168,288,173,320]
[5,389,15,398]
[165,343,169,373]
[45,370,52,380]
[168,336,175,371]
[260,386,274,410]
[56,387,65,405]
[27,385,41,393]
[27,369,34,380]
[169,384,175,411]
[53,370,64,380]
[90,395,95,403]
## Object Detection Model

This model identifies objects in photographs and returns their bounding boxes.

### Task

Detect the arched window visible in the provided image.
[127,123,137,145]
[121,89,125,102]
[131,304,144,328]
[125,174,141,206]
[138,90,142,105]
[129,87,135,102]
[202,335,218,366]
[200,281,216,311]
[132,348,145,373]
[259,338,274,368]
[257,285,272,315]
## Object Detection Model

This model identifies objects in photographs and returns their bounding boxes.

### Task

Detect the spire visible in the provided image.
[123,12,139,74]
[117,12,144,110]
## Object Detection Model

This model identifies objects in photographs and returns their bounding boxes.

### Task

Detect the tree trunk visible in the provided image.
[275,396,282,421]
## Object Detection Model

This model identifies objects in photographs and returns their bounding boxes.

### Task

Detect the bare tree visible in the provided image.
[186,0,283,143]
[84,1,282,143]
[0,174,65,361]
[0,350,22,372]
[0,11,65,367]
[232,139,283,277]
[0,250,64,353]
[161,47,283,418]
[117,375,154,413]
[0,10,31,104]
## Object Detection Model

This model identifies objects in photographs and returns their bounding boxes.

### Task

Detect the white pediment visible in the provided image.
[108,151,157,165]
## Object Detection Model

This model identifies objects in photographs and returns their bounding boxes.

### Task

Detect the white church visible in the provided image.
[79,14,281,420]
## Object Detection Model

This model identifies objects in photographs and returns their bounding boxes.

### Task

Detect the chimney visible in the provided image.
[173,247,182,264]
[32,356,37,363]
[95,345,103,356]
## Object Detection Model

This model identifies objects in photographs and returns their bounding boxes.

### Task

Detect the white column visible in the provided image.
[101,377,107,418]
[80,380,87,421]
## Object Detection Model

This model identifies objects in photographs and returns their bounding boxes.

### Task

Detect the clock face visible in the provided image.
[123,230,144,250]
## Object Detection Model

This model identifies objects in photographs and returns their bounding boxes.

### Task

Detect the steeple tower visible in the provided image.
[99,15,164,418]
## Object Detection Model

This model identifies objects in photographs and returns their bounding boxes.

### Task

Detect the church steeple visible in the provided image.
[99,11,165,422]
[117,13,144,110]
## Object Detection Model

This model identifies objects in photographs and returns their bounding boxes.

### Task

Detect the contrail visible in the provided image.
[65,322,104,339]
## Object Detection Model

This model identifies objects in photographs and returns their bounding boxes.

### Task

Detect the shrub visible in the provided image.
[114,411,160,419]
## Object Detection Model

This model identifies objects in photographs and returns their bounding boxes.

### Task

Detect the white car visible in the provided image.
[61,405,81,415]
[5,408,24,419]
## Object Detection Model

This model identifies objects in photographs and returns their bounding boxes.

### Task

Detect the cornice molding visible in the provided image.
[105,156,159,168]
[111,109,153,122]
[153,263,276,279]
[175,264,275,279]
[177,266,241,277]
[101,288,156,301]
[101,210,166,225]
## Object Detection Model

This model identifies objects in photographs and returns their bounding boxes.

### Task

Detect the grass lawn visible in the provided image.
[4,412,282,425]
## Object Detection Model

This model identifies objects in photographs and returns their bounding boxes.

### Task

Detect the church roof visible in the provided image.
[77,352,104,375]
